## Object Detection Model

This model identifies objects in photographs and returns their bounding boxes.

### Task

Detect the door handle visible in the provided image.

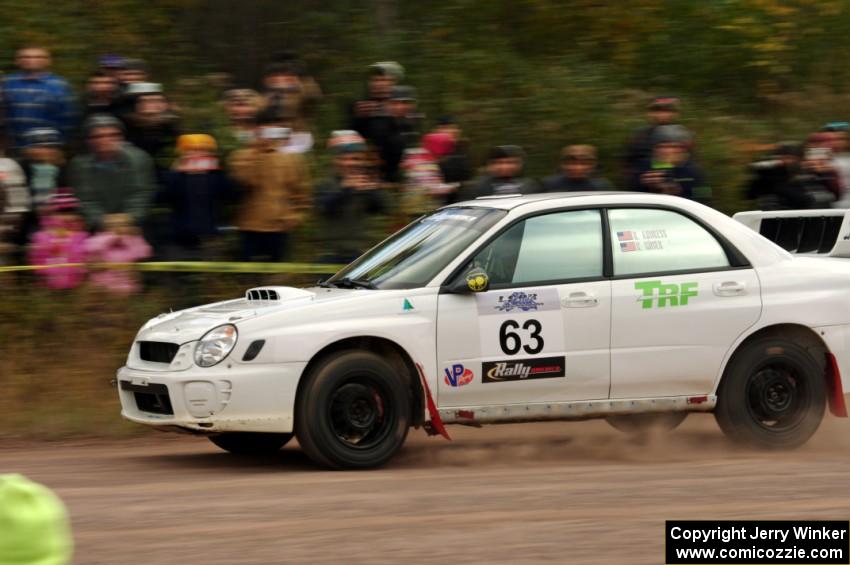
[713,281,746,297]
[562,291,598,308]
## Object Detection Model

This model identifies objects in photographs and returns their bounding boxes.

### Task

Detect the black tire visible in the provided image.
[606,412,688,435]
[295,350,410,470]
[208,432,292,455]
[715,338,826,449]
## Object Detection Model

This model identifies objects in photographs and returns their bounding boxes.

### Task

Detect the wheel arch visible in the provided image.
[296,336,425,428]
[716,323,845,416]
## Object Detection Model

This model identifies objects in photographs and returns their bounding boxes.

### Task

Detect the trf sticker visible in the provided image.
[403,298,414,311]
[635,280,698,309]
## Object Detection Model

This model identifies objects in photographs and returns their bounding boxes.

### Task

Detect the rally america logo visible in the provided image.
[482,356,566,383]
[494,292,543,312]
[444,364,475,387]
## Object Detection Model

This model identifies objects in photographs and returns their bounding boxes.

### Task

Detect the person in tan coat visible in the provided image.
[228,125,311,261]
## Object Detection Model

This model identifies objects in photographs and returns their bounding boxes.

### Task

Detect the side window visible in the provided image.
[471,209,603,286]
[608,208,730,276]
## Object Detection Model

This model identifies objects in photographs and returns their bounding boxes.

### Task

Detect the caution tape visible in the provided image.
[0,261,345,274]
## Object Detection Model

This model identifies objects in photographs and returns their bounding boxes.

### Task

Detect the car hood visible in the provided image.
[136,286,362,344]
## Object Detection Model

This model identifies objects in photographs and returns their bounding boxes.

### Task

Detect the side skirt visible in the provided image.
[439,395,717,425]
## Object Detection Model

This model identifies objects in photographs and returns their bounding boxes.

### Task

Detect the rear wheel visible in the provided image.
[715,338,825,449]
[295,350,410,469]
[208,432,292,455]
[606,412,687,435]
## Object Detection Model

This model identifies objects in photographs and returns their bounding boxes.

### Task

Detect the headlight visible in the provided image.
[194,324,238,367]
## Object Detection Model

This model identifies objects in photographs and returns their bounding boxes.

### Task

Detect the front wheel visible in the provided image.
[208,432,293,455]
[714,338,826,449]
[295,350,410,469]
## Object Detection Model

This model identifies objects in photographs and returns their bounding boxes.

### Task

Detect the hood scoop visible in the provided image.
[245,286,315,302]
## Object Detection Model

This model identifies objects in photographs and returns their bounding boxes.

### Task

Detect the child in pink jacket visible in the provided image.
[27,190,89,289]
[85,213,152,294]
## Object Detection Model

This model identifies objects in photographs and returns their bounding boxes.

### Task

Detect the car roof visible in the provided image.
[444,191,659,210]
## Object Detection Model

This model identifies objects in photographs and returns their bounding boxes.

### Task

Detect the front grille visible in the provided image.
[139,341,179,364]
[759,216,842,253]
[120,381,174,415]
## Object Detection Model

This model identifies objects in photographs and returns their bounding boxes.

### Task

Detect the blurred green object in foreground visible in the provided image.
[0,474,73,565]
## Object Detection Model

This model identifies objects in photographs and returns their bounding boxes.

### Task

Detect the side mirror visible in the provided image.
[446,267,490,294]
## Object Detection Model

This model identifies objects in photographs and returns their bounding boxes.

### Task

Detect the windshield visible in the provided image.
[327,207,507,289]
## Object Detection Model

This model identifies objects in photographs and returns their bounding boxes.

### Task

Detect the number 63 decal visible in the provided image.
[499,319,544,355]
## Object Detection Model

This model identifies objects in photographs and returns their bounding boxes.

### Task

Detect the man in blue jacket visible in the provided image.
[1,46,77,150]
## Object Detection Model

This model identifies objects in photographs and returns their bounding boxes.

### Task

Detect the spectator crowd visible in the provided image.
[1,46,848,291]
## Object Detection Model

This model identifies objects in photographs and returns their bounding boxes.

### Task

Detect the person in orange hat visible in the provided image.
[161,134,231,260]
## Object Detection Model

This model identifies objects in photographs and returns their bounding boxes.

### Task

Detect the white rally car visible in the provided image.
[117,193,850,469]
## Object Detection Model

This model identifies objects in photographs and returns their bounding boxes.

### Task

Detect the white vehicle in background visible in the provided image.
[118,193,850,469]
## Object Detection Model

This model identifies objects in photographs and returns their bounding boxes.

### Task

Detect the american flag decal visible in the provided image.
[617,230,637,241]
[620,241,638,252]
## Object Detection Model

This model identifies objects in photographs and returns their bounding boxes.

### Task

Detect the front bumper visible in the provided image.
[116,362,307,433]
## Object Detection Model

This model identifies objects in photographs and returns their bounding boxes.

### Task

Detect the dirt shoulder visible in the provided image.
[3,415,849,564]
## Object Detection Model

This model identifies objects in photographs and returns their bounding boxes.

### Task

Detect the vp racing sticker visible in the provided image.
[443,364,475,387]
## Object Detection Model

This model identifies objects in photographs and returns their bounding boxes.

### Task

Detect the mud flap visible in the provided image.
[826,353,848,417]
[415,362,451,440]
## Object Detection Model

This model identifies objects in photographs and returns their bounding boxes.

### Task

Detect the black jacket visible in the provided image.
[161,169,231,244]
[464,175,539,199]
[541,173,613,192]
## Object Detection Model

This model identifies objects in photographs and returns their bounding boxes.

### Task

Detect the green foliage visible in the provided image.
[4,0,850,214]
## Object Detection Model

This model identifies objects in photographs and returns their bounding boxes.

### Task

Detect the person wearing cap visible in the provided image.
[161,134,232,260]
[746,141,835,210]
[82,70,120,121]
[27,190,89,290]
[70,114,156,232]
[541,145,613,192]
[111,59,151,123]
[0,149,28,264]
[14,127,69,250]
[815,124,850,199]
[314,130,386,264]
[349,61,404,145]
[116,58,148,87]
[631,124,710,203]
[421,116,473,194]
[258,103,314,155]
[0,474,73,564]
[228,122,312,262]
[466,145,538,198]
[124,83,180,170]
[216,88,264,157]
[624,96,692,181]
[97,54,126,80]
[379,85,422,182]
[261,53,322,134]
[19,128,68,208]
[0,46,77,149]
